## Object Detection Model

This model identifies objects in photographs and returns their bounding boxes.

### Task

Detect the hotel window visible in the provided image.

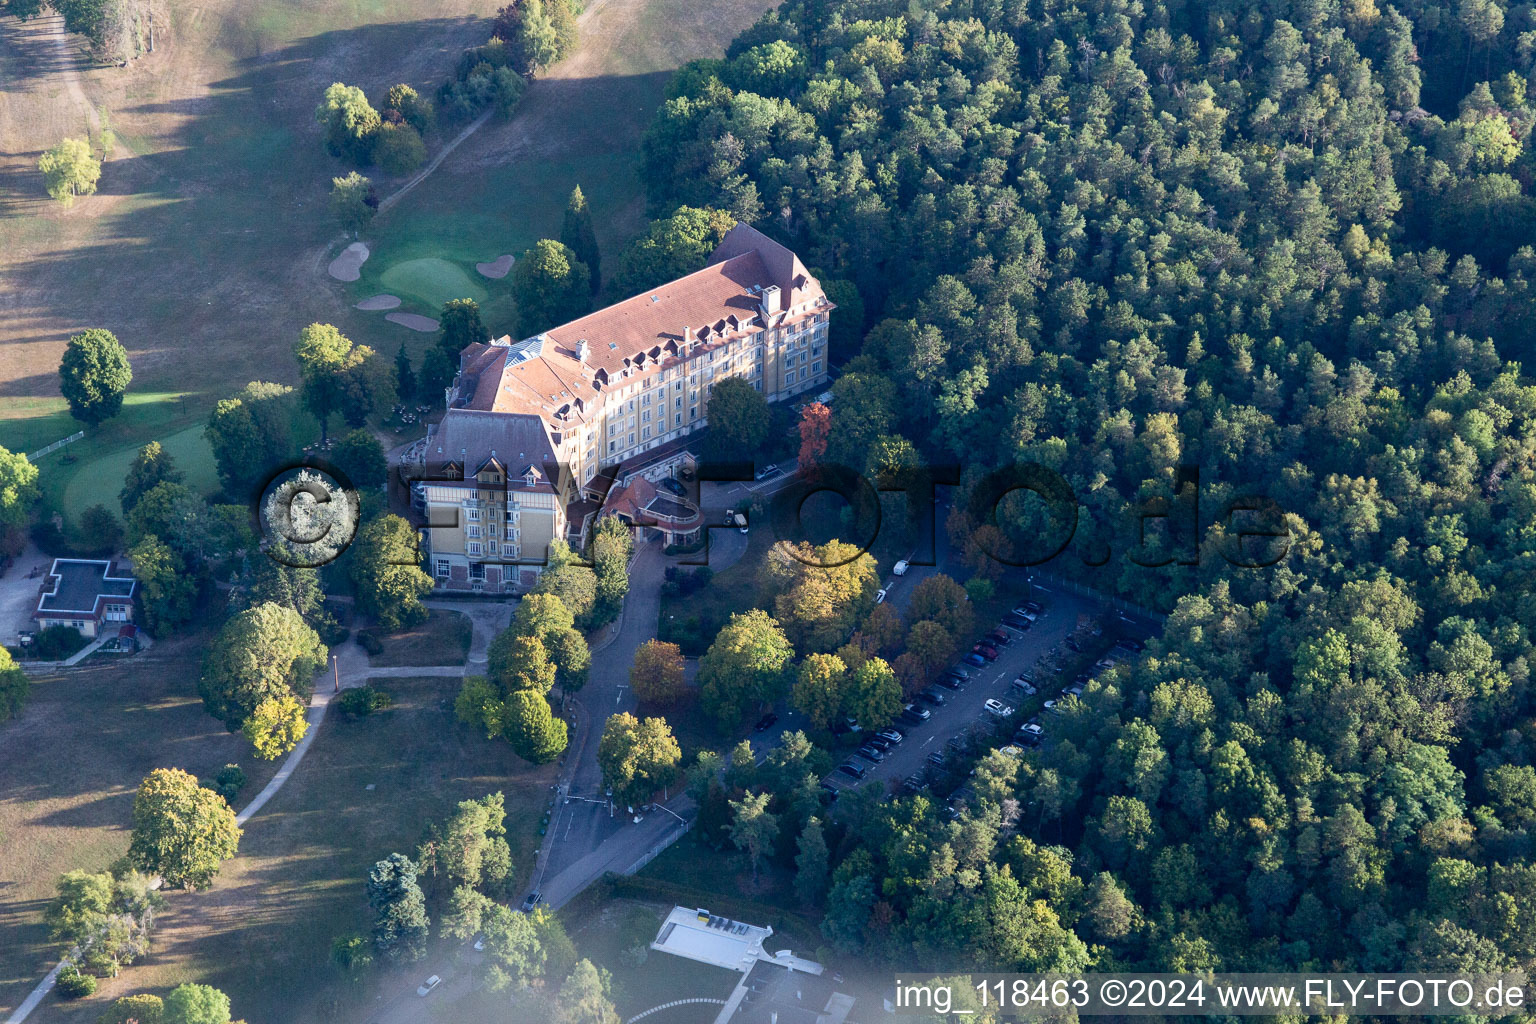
[610,441,617,452]
[787,370,797,385]
[689,407,696,418]
[643,426,652,439]
[506,509,517,522]
[675,397,683,409]
[468,542,483,556]
[468,525,482,538]
[642,409,651,422]
[487,524,498,537]
[641,393,651,405]
[489,541,499,554]
[812,361,821,374]
[676,414,683,425]
[467,506,480,521]
[436,559,450,577]
[628,433,635,446]
[470,562,486,580]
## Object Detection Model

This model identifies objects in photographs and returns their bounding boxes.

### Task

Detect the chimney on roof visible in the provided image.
[760,284,781,316]
[576,340,590,364]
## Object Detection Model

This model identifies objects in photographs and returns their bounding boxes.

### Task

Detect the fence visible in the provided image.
[624,819,692,875]
[28,431,84,461]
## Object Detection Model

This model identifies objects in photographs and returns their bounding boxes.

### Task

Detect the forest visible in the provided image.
[640,0,1536,980]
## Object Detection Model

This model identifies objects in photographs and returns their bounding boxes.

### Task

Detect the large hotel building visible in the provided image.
[404,223,834,592]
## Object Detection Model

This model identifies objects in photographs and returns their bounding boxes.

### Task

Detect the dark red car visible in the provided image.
[972,643,1000,660]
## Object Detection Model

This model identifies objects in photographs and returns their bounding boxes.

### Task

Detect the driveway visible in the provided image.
[0,544,49,644]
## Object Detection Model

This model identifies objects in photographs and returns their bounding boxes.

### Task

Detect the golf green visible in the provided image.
[63,424,220,523]
[378,257,488,309]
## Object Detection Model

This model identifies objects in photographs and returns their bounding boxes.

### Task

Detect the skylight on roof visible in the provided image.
[609,342,618,349]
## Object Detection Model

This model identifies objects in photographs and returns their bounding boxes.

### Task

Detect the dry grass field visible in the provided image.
[0,0,777,511]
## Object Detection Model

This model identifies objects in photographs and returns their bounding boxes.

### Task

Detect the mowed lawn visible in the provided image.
[563,897,738,1022]
[26,672,559,1024]
[0,633,280,1019]
[369,608,472,667]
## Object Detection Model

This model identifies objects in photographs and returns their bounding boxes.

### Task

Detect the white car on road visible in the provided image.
[983,699,1015,718]
[893,559,909,575]
[417,976,442,997]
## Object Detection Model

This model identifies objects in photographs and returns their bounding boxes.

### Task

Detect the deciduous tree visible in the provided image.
[198,602,326,729]
[512,239,590,337]
[120,441,182,514]
[59,328,131,426]
[128,768,241,890]
[698,609,794,730]
[630,639,686,705]
[38,137,99,205]
[349,513,433,631]
[598,712,681,804]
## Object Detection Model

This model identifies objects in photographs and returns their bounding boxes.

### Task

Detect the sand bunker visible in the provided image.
[328,242,370,282]
[355,294,402,311]
[386,312,440,332]
[476,254,515,279]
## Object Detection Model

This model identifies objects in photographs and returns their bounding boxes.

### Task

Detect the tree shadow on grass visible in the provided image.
[2,12,683,407]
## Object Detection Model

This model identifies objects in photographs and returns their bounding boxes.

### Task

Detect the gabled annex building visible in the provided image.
[407,223,833,593]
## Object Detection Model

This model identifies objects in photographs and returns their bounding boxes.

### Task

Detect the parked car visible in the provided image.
[836,762,867,780]
[521,891,542,912]
[865,734,895,752]
[901,703,932,724]
[983,698,1015,718]
[986,628,1013,645]
[1113,638,1144,654]
[820,781,841,800]
[892,559,910,576]
[1001,613,1032,630]
[900,775,924,794]
[1022,600,1044,613]
[1010,678,1038,696]
[875,729,905,745]
[1062,684,1084,699]
[936,673,964,690]
[926,751,948,767]
[856,744,887,763]
[918,687,947,707]
[754,712,779,732]
[1043,699,1062,715]
[972,643,1000,660]
[754,464,780,481]
[418,976,442,997]
[833,716,860,735]
[1015,722,1044,747]
[1095,657,1117,671]
[1012,606,1039,621]
[875,588,888,604]
[658,477,689,496]
[962,653,987,667]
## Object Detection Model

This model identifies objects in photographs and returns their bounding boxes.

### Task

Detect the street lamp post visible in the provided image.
[333,654,340,693]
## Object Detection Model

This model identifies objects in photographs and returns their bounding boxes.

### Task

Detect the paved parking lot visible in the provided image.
[823,588,1100,793]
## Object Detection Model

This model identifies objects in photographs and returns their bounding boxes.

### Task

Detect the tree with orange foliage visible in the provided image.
[797,402,831,475]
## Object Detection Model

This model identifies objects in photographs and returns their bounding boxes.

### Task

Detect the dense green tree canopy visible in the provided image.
[635,0,1536,980]
[59,328,131,426]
